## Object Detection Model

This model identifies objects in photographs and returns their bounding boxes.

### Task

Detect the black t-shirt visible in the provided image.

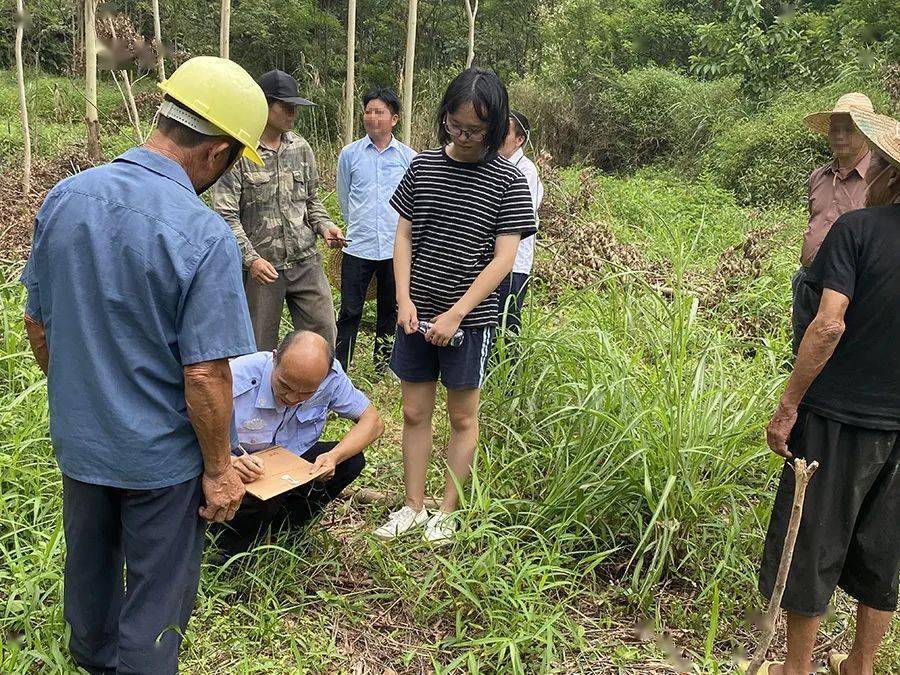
[389,148,537,328]
[801,205,900,429]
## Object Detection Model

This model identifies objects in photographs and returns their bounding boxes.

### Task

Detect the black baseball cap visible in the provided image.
[257,70,316,106]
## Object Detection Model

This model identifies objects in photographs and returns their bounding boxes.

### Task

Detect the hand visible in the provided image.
[323,226,348,249]
[199,465,246,522]
[766,403,798,459]
[250,258,279,285]
[425,312,461,347]
[311,451,338,483]
[398,299,419,335]
[231,453,265,484]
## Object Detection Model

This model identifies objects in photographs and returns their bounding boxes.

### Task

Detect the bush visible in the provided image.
[511,67,742,171]
[704,78,892,205]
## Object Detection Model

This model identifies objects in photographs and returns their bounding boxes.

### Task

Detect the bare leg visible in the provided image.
[842,604,893,675]
[440,387,481,513]
[770,612,822,675]
[400,379,437,511]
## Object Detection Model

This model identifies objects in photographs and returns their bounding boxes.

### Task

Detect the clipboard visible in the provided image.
[243,445,330,501]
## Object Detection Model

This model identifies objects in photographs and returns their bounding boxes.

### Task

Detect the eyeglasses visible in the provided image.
[444,117,486,142]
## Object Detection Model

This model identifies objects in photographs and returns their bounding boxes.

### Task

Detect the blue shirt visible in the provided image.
[231,352,370,457]
[336,135,416,260]
[20,147,256,489]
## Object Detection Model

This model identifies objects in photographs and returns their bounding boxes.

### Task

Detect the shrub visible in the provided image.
[511,67,742,171]
[704,78,892,205]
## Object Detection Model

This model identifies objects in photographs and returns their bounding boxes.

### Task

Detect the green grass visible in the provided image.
[1,71,898,673]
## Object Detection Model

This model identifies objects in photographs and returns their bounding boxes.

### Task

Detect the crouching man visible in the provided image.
[215,330,383,556]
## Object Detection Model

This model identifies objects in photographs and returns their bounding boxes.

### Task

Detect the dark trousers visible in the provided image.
[213,442,364,556]
[62,475,205,675]
[791,266,820,355]
[497,272,530,336]
[335,253,397,372]
[243,252,337,351]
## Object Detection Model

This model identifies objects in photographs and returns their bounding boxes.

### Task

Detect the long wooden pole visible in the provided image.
[401,0,417,145]
[464,0,478,68]
[151,0,165,80]
[15,0,31,194]
[343,0,357,146]
[219,0,231,59]
[84,0,100,161]
[746,458,819,675]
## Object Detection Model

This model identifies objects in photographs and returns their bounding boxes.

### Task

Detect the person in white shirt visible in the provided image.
[497,110,544,334]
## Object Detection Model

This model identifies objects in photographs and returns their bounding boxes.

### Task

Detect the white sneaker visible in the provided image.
[423,511,457,545]
[373,506,429,540]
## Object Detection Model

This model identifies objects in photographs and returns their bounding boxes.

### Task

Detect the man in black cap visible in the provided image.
[214,70,346,351]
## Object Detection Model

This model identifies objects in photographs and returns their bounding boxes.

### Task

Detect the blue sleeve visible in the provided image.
[336,147,351,223]
[176,233,256,365]
[20,255,42,323]
[328,367,370,420]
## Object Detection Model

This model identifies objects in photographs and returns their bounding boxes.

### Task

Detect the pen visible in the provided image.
[237,444,263,469]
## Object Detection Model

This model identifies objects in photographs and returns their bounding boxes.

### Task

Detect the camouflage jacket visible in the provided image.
[212,132,336,269]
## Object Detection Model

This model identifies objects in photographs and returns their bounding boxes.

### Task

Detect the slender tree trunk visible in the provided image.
[15,0,31,194]
[151,0,165,80]
[343,0,357,146]
[401,0,418,145]
[219,0,231,59]
[84,0,100,161]
[107,18,143,144]
[464,0,478,68]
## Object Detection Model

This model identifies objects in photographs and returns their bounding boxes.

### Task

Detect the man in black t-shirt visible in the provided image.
[759,110,900,675]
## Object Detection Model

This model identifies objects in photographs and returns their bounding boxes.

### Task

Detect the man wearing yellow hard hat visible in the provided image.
[19,56,266,674]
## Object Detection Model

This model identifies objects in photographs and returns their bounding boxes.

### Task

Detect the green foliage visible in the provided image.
[690,0,885,99]
[513,67,742,171]
[704,79,892,205]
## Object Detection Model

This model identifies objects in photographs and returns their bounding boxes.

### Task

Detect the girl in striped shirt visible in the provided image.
[373,68,536,544]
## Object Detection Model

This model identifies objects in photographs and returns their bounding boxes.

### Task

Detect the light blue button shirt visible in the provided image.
[337,135,416,261]
[230,352,370,458]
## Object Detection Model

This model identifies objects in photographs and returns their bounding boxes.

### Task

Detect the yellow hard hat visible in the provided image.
[157,56,267,165]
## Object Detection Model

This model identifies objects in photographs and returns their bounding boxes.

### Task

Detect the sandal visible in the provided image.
[738,659,782,674]
[827,653,848,675]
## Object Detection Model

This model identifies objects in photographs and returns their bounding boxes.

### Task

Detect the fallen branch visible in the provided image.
[346,487,438,511]
[747,457,820,675]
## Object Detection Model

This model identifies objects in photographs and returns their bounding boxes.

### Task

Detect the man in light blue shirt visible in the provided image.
[215,330,384,556]
[335,87,416,373]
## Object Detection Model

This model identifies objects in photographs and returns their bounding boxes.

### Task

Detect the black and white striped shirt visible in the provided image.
[390,148,537,328]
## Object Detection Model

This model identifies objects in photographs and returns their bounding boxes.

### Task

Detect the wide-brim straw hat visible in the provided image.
[803,92,874,135]
[849,109,900,171]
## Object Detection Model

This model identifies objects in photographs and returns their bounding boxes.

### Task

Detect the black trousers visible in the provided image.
[759,411,900,616]
[791,266,820,355]
[497,272,530,336]
[213,442,365,556]
[62,475,205,675]
[335,253,397,371]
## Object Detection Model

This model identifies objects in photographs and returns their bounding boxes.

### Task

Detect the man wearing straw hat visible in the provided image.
[792,93,874,354]
[761,109,900,675]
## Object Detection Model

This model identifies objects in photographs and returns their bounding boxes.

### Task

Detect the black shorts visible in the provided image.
[389,325,495,390]
[759,410,900,616]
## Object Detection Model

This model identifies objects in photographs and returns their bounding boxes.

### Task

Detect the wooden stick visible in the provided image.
[746,458,819,675]
[345,486,438,511]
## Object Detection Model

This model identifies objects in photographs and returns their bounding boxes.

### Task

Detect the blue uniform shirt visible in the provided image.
[336,135,416,261]
[20,147,256,489]
[231,352,370,457]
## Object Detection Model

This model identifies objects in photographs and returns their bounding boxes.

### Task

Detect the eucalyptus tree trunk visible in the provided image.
[151,0,165,80]
[219,0,231,59]
[15,0,31,193]
[401,0,417,145]
[464,0,478,68]
[85,0,100,161]
[343,0,357,146]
